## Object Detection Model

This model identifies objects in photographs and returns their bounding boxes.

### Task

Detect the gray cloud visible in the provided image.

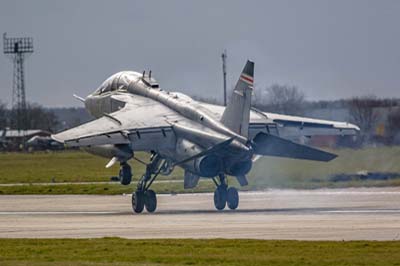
[0,0,399,107]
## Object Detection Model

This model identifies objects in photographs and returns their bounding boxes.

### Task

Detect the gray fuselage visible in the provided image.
[83,71,253,178]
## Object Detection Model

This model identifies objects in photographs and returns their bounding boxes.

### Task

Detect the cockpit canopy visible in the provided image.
[94,71,142,95]
[94,71,160,95]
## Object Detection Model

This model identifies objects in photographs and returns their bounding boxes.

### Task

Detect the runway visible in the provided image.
[1,187,400,240]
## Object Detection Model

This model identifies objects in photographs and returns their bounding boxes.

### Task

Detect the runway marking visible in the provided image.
[0,211,119,215]
[1,209,399,216]
[322,210,400,214]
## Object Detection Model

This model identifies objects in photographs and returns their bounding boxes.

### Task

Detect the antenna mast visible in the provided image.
[221,49,227,106]
[3,33,34,133]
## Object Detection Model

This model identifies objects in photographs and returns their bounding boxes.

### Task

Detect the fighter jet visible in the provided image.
[53,60,359,213]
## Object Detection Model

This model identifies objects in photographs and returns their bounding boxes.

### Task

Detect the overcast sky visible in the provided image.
[0,0,399,107]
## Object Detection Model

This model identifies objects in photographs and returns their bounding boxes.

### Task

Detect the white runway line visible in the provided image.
[0,211,119,215]
[322,209,400,213]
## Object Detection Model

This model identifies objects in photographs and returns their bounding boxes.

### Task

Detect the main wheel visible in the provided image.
[120,164,132,185]
[132,190,145,213]
[227,187,239,210]
[213,187,227,210]
[144,189,157,213]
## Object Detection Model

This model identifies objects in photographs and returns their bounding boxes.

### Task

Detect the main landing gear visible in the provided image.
[132,154,164,214]
[212,174,239,211]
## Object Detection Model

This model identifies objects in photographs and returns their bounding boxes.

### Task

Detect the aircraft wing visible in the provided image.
[52,94,182,151]
[249,110,360,139]
[199,103,359,139]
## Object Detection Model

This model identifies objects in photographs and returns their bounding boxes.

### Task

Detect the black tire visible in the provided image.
[227,187,239,210]
[120,164,132,185]
[213,187,227,210]
[144,189,157,213]
[132,190,145,213]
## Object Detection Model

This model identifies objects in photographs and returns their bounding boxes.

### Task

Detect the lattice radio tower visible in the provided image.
[3,33,34,132]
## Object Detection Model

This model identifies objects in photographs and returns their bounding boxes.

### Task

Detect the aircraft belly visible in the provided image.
[128,127,176,151]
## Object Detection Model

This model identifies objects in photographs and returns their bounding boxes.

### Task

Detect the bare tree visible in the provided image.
[348,96,381,142]
[0,101,7,129]
[386,108,400,144]
[259,84,306,115]
[24,103,59,133]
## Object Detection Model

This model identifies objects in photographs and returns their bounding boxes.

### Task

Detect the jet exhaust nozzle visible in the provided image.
[194,155,222,177]
[226,160,252,176]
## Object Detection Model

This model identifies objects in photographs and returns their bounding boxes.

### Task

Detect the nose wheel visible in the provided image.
[213,174,239,211]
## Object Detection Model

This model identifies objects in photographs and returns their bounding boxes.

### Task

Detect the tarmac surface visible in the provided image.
[1,187,400,240]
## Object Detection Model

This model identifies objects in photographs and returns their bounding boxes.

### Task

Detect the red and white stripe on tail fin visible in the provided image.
[240,73,254,86]
[221,60,254,138]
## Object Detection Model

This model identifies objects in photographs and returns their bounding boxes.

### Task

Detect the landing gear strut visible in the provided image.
[212,174,239,211]
[132,154,165,214]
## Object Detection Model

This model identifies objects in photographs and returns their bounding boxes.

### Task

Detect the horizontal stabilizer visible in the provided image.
[252,132,337,162]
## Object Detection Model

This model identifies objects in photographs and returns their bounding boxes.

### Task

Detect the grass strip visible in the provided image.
[0,181,216,195]
[1,238,400,266]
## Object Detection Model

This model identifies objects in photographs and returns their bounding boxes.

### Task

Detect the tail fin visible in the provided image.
[221,60,254,138]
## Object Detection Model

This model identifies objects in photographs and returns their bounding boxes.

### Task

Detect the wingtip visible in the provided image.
[326,152,338,162]
[50,134,65,144]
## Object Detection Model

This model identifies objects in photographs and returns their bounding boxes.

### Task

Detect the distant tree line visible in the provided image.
[0,101,59,133]
[253,84,306,115]
[194,84,400,146]
[1,84,399,145]
[0,102,6,129]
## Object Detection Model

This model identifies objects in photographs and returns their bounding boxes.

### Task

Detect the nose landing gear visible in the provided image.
[212,174,239,211]
[132,154,165,214]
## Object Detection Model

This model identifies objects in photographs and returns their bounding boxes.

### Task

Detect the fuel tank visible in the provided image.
[83,144,133,161]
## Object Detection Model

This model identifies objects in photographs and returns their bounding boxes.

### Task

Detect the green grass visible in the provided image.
[0,150,183,183]
[0,146,399,194]
[1,238,400,266]
[249,146,400,189]
[0,181,216,195]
